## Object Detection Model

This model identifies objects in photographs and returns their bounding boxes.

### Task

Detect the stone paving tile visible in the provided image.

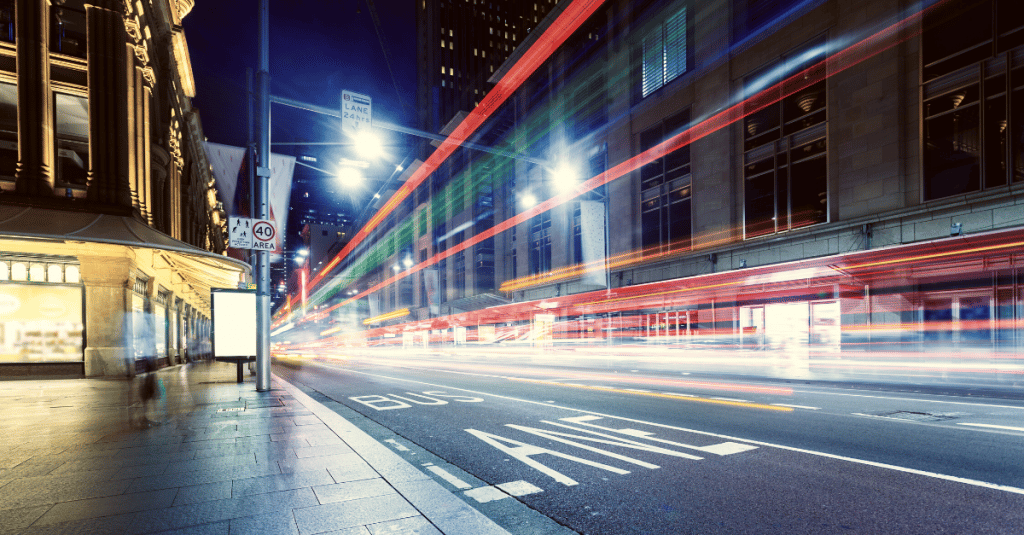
[125,462,280,493]
[366,516,443,535]
[165,453,258,474]
[231,468,335,498]
[173,481,233,506]
[278,453,367,474]
[292,493,419,535]
[292,444,355,459]
[33,488,178,526]
[19,511,137,535]
[147,520,231,535]
[320,527,370,535]
[312,478,396,505]
[228,509,301,535]
[0,474,133,511]
[0,504,52,535]
[127,487,318,534]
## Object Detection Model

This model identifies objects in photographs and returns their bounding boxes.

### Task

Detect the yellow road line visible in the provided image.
[509,377,794,412]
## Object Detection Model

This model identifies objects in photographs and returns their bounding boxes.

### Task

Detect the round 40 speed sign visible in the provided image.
[252,220,276,250]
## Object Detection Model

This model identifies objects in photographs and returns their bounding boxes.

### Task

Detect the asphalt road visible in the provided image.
[274,354,1024,535]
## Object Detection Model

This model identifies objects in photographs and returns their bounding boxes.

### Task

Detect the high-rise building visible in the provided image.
[416,0,561,135]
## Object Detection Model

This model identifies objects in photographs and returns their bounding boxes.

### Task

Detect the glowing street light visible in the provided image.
[354,131,384,159]
[336,167,362,188]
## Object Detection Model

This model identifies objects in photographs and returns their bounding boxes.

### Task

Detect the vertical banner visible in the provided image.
[204,142,295,261]
[580,200,606,288]
[423,268,440,316]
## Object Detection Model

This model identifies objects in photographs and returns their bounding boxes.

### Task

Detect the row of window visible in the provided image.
[0,260,81,284]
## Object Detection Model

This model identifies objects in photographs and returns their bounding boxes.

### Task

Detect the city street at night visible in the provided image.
[275,353,1024,534]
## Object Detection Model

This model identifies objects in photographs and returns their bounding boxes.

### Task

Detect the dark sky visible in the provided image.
[184,0,418,147]
[183,0,419,249]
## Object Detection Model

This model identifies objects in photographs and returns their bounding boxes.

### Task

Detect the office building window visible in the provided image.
[51,3,87,58]
[922,0,1024,200]
[55,92,89,188]
[640,109,691,252]
[0,82,15,182]
[529,211,551,275]
[640,6,687,98]
[743,39,828,239]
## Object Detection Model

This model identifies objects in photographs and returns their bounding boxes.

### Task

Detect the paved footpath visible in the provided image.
[0,361,511,535]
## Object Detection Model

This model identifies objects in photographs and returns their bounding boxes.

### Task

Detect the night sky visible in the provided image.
[183,0,419,248]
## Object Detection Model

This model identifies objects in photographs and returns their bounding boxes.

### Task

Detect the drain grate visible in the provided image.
[869,410,966,422]
[217,407,245,412]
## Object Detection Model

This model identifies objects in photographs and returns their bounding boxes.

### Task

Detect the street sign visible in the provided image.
[229,217,253,249]
[341,90,372,134]
[251,219,277,250]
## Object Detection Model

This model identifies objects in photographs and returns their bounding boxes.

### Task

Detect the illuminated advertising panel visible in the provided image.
[0,284,83,363]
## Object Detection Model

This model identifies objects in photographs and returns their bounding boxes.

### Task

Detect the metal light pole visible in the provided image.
[255,0,271,391]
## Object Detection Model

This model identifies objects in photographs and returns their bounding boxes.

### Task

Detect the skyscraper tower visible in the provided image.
[416,0,560,135]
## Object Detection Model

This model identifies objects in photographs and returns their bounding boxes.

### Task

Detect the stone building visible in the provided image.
[0,0,247,376]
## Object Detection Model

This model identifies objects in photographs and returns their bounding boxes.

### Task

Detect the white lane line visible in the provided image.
[497,480,544,497]
[623,388,652,393]
[666,392,695,397]
[384,439,410,451]
[333,366,1024,496]
[423,464,473,490]
[851,412,919,423]
[957,423,1024,432]
[793,389,1024,410]
[772,404,821,410]
[465,486,508,503]
[711,397,748,402]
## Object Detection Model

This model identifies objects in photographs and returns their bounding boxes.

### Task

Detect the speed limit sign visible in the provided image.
[251,219,276,250]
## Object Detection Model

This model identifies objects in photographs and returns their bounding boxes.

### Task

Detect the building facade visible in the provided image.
[322,0,1024,360]
[0,0,245,376]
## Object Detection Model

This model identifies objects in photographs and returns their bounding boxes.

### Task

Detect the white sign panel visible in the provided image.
[341,90,372,134]
[228,217,253,249]
[212,290,256,358]
[251,219,277,250]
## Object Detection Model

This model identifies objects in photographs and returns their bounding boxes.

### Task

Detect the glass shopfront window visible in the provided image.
[0,284,83,363]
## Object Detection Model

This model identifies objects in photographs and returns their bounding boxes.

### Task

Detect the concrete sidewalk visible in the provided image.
[0,361,511,535]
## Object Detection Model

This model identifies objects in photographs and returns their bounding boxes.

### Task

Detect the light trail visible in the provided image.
[275,0,608,324]
[282,0,950,327]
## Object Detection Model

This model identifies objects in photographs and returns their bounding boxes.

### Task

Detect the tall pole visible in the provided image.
[255,0,271,391]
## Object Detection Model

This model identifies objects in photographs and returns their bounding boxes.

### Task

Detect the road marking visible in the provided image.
[497,480,543,497]
[466,428,630,486]
[711,397,748,402]
[384,439,410,451]
[792,389,1024,410]
[508,377,792,412]
[957,423,1024,432]
[557,416,757,456]
[421,462,473,489]
[332,366,1024,495]
[465,486,508,503]
[772,404,821,410]
[464,480,544,503]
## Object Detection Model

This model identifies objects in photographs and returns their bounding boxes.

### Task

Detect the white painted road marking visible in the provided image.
[422,462,473,489]
[497,480,543,497]
[334,367,1024,495]
[465,480,545,503]
[772,404,821,410]
[711,397,748,402]
[557,416,757,456]
[465,486,508,503]
[384,439,410,451]
[957,423,1024,432]
[465,428,630,486]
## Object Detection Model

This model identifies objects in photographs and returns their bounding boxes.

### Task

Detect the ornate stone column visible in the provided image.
[85,1,132,207]
[14,0,54,195]
[79,251,136,377]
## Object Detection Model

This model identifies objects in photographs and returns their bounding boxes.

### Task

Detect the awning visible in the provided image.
[0,204,250,311]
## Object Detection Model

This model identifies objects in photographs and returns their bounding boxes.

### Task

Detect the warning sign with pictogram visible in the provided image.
[229,217,253,249]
